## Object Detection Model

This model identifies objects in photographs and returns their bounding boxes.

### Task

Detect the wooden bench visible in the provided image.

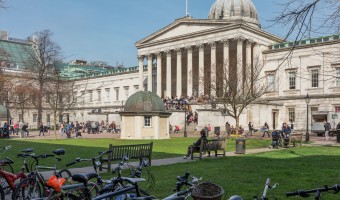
[191,138,226,160]
[99,142,153,172]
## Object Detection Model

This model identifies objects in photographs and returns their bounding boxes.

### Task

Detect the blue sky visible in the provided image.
[0,0,284,67]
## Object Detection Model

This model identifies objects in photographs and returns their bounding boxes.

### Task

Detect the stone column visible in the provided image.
[147,54,153,92]
[246,41,252,83]
[176,49,182,97]
[156,52,162,97]
[186,46,193,96]
[198,44,205,96]
[223,39,230,82]
[166,50,172,98]
[237,39,243,91]
[210,42,216,97]
[138,55,144,91]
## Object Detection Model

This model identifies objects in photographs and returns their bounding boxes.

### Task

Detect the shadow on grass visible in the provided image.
[144,146,340,199]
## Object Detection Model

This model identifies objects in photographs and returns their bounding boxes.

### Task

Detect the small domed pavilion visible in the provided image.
[119,91,171,139]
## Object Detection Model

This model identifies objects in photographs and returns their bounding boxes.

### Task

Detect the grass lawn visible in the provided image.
[130,146,340,199]
[0,137,270,171]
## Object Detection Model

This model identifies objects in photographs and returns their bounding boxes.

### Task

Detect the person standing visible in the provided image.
[14,121,19,135]
[60,122,64,137]
[247,122,253,136]
[3,122,9,138]
[38,122,44,136]
[324,121,331,142]
[225,122,231,136]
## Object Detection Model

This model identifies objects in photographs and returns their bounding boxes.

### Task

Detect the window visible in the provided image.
[336,68,340,86]
[144,116,151,127]
[288,72,296,89]
[105,88,110,102]
[59,115,63,123]
[89,91,93,102]
[311,70,319,87]
[288,108,295,123]
[310,107,318,112]
[124,87,129,99]
[33,114,37,123]
[97,89,101,101]
[267,74,275,91]
[115,87,119,101]
[335,106,340,112]
[134,85,139,92]
[59,95,63,104]
[46,114,50,123]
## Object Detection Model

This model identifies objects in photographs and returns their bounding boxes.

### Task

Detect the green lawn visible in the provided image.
[0,137,269,171]
[130,146,340,199]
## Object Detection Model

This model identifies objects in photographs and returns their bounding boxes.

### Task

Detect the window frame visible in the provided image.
[267,73,276,91]
[288,71,296,90]
[288,108,295,123]
[336,67,340,86]
[144,116,152,127]
[311,69,319,88]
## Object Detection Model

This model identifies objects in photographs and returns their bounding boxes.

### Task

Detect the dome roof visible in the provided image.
[124,91,166,112]
[208,0,259,25]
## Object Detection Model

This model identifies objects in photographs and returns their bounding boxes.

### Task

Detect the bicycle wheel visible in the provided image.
[0,163,14,174]
[48,190,79,200]
[12,177,42,200]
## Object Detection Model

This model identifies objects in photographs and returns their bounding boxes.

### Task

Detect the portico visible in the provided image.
[135,0,283,98]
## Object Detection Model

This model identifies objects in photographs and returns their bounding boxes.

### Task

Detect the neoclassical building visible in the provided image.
[1,0,340,132]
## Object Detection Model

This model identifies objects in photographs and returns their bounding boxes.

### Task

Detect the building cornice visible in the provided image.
[263,39,340,54]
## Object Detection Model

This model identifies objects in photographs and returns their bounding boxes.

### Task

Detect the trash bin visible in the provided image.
[192,182,224,200]
[235,138,246,154]
[337,130,340,143]
[214,127,220,135]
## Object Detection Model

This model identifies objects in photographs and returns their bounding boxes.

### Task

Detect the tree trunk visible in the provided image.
[235,117,239,135]
[53,112,57,140]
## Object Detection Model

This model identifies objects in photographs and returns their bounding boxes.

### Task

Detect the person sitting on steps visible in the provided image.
[174,125,180,134]
[183,129,207,159]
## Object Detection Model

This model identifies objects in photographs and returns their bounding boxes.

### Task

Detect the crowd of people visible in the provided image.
[1,121,30,138]
[162,94,215,111]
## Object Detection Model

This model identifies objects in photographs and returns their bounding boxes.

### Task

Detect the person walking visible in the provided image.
[262,122,270,137]
[38,122,44,136]
[14,121,19,135]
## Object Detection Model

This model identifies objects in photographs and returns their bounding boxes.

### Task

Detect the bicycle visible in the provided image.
[93,172,200,200]
[12,149,72,200]
[0,145,14,173]
[229,178,278,200]
[0,147,35,199]
[286,184,340,200]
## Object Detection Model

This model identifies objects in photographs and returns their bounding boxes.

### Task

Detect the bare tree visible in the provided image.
[208,56,269,134]
[22,30,62,127]
[0,0,6,9]
[273,0,339,41]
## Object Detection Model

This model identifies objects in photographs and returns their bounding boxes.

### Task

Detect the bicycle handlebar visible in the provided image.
[66,150,112,167]
[286,184,340,197]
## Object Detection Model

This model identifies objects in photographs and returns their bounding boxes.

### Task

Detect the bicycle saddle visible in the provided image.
[72,173,98,184]
[21,148,34,153]
[53,149,65,156]
[122,177,146,183]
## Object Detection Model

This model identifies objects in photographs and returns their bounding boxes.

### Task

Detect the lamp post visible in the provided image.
[184,101,187,137]
[304,93,311,142]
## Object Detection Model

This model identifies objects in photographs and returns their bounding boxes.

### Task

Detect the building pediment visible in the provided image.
[135,18,236,48]
[135,18,284,51]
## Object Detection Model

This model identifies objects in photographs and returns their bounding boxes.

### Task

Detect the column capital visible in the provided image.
[185,45,193,52]
[147,54,153,60]
[235,35,245,42]
[165,49,172,56]
[196,42,204,50]
[156,52,162,59]
[222,38,230,47]
[246,41,252,48]
[138,55,144,62]
[209,41,217,49]
[175,48,182,55]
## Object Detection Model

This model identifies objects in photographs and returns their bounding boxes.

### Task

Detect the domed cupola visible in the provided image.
[208,0,260,27]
